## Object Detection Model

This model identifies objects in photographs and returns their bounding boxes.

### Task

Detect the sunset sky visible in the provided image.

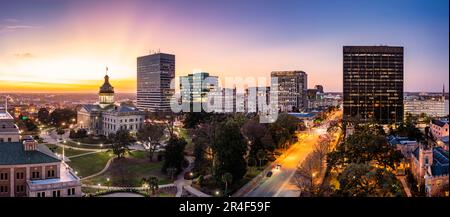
[0,0,448,93]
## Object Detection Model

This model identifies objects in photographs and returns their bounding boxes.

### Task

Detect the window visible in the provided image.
[0,186,8,193]
[7,138,11,142]
[0,173,8,180]
[68,188,76,196]
[32,171,40,179]
[52,190,61,197]
[16,172,24,179]
[47,170,55,178]
[37,192,46,197]
[16,185,25,193]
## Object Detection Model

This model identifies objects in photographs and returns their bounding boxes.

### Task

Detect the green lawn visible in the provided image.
[65,140,110,149]
[83,151,170,187]
[45,144,93,157]
[75,136,110,144]
[67,151,113,178]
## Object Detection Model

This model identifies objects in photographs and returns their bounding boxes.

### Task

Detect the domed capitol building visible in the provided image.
[77,69,145,136]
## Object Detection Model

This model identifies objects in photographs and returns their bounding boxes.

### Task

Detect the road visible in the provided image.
[245,133,318,197]
[242,110,342,197]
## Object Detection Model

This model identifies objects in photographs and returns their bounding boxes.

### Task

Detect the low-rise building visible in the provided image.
[77,72,145,136]
[0,108,20,143]
[387,136,419,160]
[411,145,449,197]
[0,111,81,197]
[430,119,449,139]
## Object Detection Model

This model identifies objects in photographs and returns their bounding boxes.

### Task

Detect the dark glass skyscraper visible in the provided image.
[343,46,404,124]
[137,53,175,112]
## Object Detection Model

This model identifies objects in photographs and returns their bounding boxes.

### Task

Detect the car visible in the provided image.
[266,171,273,177]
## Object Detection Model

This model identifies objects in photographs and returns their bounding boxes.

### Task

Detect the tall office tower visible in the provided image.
[179,72,219,112]
[271,71,308,112]
[343,46,404,124]
[244,86,270,113]
[137,53,175,112]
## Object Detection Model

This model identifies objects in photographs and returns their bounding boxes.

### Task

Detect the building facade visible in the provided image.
[404,89,447,118]
[244,86,271,113]
[137,53,175,112]
[343,46,404,124]
[77,73,145,136]
[411,145,449,197]
[271,71,308,112]
[0,108,20,143]
[180,72,219,112]
[430,119,449,139]
[0,111,81,197]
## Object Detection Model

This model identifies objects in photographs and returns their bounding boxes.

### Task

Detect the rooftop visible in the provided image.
[413,146,449,177]
[29,164,79,185]
[0,142,60,165]
[288,112,316,118]
[0,111,14,120]
[431,119,449,127]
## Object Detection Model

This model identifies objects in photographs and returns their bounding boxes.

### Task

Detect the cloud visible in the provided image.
[3,18,20,23]
[14,53,35,58]
[0,19,42,33]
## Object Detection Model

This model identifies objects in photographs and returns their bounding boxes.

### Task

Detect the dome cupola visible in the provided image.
[99,67,115,107]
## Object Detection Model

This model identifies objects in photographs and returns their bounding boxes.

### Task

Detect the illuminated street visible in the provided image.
[242,110,342,197]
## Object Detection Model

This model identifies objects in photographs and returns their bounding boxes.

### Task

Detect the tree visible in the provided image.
[69,128,87,139]
[242,118,274,166]
[256,149,266,168]
[212,118,248,182]
[268,113,299,149]
[166,167,178,181]
[191,122,216,175]
[162,136,187,174]
[141,176,159,195]
[296,151,322,196]
[37,107,50,124]
[327,128,402,171]
[222,172,233,196]
[49,108,76,127]
[313,139,330,172]
[183,112,212,129]
[109,129,133,158]
[56,128,65,140]
[137,123,165,161]
[336,163,402,197]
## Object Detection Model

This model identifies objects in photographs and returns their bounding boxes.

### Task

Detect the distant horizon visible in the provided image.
[1,0,448,93]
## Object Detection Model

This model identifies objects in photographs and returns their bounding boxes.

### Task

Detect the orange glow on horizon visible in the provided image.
[0,78,136,93]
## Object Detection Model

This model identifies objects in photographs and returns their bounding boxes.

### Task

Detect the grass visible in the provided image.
[83,151,171,187]
[67,151,113,178]
[75,136,110,144]
[45,144,93,157]
[65,140,110,149]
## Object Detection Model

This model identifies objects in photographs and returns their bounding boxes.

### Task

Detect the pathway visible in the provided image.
[398,175,413,197]
[81,156,116,180]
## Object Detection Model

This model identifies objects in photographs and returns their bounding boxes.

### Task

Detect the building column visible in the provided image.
[26,167,30,180]
[10,168,14,197]
[42,167,45,179]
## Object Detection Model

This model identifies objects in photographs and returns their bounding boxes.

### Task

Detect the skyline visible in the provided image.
[0,0,449,93]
